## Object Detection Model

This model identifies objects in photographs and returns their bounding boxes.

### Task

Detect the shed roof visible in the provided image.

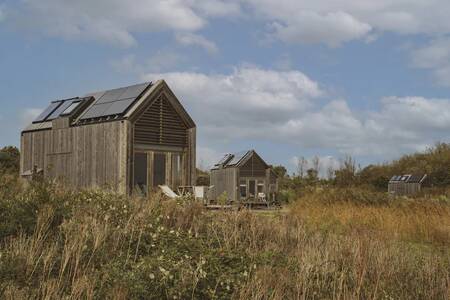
[389,174,427,183]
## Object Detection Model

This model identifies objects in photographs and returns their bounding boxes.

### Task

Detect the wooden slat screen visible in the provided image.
[239,155,267,177]
[134,95,188,147]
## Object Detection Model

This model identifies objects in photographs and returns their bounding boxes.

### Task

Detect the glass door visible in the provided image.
[248,180,256,198]
[153,152,166,187]
[134,152,148,193]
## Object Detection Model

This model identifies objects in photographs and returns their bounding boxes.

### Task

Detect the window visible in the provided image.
[61,101,81,115]
[257,180,265,194]
[240,180,247,198]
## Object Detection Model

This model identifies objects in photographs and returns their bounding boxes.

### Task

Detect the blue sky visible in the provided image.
[1,0,450,174]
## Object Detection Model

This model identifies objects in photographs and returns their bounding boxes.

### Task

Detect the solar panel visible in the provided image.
[217,154,233,166]
[80,82,152,120]
[33,102,62,123]
[96,87,127,104]
[80,103,111,119]
[47,100,73,120]
[119,83,149,100]
[228,151,250,165]
[101,98,135,116]
[61,101,81,115]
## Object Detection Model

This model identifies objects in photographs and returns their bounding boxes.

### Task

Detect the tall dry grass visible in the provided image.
[0,179,449,299]
[290,195,450,246]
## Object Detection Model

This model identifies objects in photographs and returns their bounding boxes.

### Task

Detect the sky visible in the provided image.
[1,0,450,174]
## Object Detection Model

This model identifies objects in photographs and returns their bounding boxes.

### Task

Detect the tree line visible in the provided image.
[273,142,450,192]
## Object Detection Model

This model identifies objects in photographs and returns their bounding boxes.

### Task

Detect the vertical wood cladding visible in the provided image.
[210,168,238,201]
[20,121,129,194]
[134,95,188,147]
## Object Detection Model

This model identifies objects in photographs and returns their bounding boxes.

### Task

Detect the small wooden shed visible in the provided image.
[20,80,196,195]
[388,174,427,196]
[210,150,278,203]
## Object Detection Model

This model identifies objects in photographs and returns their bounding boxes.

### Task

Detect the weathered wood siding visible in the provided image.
[187,127,196,186]
[20,121,130,194]
[388,182,421,196]
[210,167,238,201]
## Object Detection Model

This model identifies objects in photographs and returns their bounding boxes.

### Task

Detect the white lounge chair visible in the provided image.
[159,185,180,199]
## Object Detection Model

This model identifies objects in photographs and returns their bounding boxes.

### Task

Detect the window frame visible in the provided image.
[239,179,247,198]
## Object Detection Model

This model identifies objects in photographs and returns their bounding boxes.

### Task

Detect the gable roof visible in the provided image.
[23,80,195,132]
[77,82,151,123]
[213,150,270,169]
[389,174,427,183]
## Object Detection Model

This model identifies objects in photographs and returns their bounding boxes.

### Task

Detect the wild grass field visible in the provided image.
[0,175,449,299]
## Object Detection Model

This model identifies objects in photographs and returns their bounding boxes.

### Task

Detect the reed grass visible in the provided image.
[0,178,448,299]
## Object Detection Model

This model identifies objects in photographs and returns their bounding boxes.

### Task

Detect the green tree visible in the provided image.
[334,155,357,187]
[272,165,287,178]
[0,146,20,174]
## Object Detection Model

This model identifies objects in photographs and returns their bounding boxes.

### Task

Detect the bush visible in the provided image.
[1,175,449,299]
[0,146,20,175]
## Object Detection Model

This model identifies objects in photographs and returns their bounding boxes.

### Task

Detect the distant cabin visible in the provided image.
[210,150,278,203]
[20,80,196,195]
[388,174,427,196]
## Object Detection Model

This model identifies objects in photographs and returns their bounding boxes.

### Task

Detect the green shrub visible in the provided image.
[217,191,228,206]
[1,175,448,299]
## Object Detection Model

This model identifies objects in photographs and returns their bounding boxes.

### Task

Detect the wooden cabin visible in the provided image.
[20,80,196,195]
[210,150,278,203]
[388,174,427,196]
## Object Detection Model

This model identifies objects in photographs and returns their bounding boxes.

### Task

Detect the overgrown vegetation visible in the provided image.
[272,142,450,203]
[0,146,20,175]
[0,145,449,298]
[0,174,449,299]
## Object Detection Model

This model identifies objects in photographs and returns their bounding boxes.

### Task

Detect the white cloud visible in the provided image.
[111,54,139,73]
[270,11,372,47]
[411,38,450,86]
[111,51,185,74]
[8,0,450,53]
[197,146,223,170]
[6,0,243,47]
[9,0,210,47]
[0,6,5,22]
[190,0,241,17]
[143,66,450,160]
[20,108,42,128]
[146,51,185,73]
[143,67,323,138]
[175,33,218,54]
[242,0,450,46]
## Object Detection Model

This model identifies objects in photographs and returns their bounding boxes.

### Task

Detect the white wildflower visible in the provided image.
[159,267,170,276]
